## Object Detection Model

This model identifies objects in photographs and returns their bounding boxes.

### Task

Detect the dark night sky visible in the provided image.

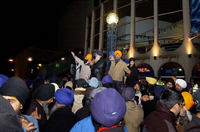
[0,0,73,75]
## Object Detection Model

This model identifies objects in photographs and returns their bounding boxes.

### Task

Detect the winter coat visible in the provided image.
[70,115,128,132]
[108,59,130,82]
[42,106,79,132]
[142,101,178,132]
[125,65,138,87]
[124,101,144,132]
[26,99,47,131]
[75,56,91,82]
[184,114,200,132]
[90,57,106,81]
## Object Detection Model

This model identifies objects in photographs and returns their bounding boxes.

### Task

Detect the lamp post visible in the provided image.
[106,13,119,61]
[27,57,33,78]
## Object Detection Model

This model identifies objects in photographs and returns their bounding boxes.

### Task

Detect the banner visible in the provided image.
[190,0,200,34]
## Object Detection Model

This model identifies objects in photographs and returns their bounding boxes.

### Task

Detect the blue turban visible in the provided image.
[55,88,74,106]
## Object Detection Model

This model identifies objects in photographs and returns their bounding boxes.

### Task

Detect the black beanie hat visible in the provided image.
[0,77,29,106]
[33,84,55,101]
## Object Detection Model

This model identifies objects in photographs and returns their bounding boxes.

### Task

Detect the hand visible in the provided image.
[20,118,37,132]
[30,107,41,120]
[71,51,75,57]
[126,73,130,77]
[128,70,131,74]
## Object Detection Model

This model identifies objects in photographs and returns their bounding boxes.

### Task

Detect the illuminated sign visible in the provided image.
[138,68,150,72]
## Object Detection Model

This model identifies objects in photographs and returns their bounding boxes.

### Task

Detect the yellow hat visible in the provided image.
[181,92,194,110]
[114,50,122,57]
[85,54,92,61]
[146,77,157,85]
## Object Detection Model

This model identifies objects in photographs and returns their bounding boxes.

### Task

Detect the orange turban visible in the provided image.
[85,54,92,60]
[114,50,122,57]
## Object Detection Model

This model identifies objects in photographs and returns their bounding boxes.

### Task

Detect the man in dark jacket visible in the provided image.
[184,89,200,132]
[26,84,55,131]
[90,50,106,85]
[142,89,186,132]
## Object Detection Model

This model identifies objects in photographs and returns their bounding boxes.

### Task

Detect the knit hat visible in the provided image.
[86,54,92,61]
[33,84,55,101]
[122,87,135,102]
[146,77,157,85]
[175,79,187,89]
[181,92,194,110]
[64,81,73,89]
[89,87,107,99]
[109,51,115,57]
[55,88,74,106]
[0,77,29,106]
[96,50,103,57]
[89,77,99,88]
[114,50,122,57]
[154,85,165,99]
[102,75,113,85]
[76,78,86,87]
[0,74,9,88]
[91,88,126,127]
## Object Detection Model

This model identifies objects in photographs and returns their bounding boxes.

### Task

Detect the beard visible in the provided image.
[95,55,100,63]
[42,102,50,119]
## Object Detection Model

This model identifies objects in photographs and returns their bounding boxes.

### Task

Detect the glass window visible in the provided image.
[158,0,183,51]
[158,62,185,78]
[190,0,200,51]
[135,0,154,53]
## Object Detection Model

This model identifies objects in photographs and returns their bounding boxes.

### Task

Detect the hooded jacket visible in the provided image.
[142,101,178,132]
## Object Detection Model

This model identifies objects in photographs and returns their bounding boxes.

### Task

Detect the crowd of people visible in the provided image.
[0,50,200,132]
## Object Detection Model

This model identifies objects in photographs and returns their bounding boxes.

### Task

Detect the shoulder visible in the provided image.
[70,115,95,132]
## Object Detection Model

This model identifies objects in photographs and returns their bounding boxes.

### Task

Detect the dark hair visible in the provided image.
[165,78,175,87]
[55,79,65,88]
[147,85,154,96]
[160,89,184,109]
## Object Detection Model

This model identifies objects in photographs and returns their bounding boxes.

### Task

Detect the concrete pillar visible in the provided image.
[99,3,104,51]
[182,0,192,81]
[89,10,95,54]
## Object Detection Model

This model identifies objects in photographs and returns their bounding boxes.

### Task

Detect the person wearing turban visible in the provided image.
[42,88,79,132]
[26,84,55,131]
[71,51,91,83]
[0,77,39,132]
[175,79,187,93]
[108,50,131,90]
[90,50,106,86]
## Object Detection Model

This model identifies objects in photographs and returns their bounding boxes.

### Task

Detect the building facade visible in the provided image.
[84,0,200,82]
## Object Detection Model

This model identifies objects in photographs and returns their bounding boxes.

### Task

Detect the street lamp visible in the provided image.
[106,13,119,61]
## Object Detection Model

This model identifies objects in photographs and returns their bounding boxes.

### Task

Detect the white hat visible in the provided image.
[175,79,187,89]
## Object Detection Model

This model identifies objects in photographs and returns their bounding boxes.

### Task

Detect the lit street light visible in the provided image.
[106,13,119,61]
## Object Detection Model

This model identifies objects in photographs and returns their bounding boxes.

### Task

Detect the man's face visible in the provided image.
[2,96,22,114]
[175,83,183,91]
[134,84,140,91]
[115,54,120,59]
[45,97,54,104]
[141,95,150,102]
[166,82,173,89]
